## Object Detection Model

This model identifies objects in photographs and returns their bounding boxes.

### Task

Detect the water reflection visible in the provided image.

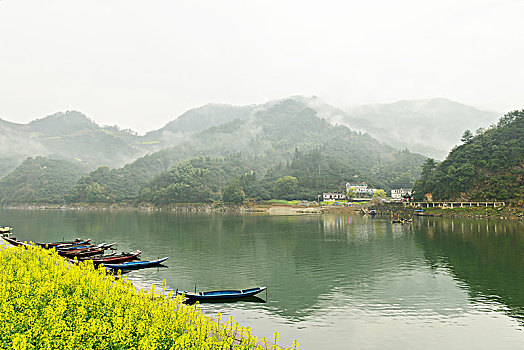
[2,209,524,349]
[413,217,524,325]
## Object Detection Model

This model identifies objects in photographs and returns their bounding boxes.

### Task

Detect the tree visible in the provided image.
[475,127,485,136]
[461,129,474,143]
[421,158,437,175]
[373,189,386,198]
[273,176,298,198]
[346,187,356,200]
[222,182,245,204]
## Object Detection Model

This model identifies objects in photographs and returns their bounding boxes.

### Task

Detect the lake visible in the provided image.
[1,209,524,349]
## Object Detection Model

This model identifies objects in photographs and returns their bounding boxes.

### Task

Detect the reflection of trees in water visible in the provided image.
[414,217,524,325]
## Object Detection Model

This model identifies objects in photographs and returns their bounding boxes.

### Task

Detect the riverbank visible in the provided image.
[1,201,363,215]
[0,244,295,349]
[3,201,523,221]
[370,202,524,221]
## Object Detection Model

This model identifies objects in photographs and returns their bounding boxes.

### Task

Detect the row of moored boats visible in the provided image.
[1,231,266,302]
[1,235,168,270]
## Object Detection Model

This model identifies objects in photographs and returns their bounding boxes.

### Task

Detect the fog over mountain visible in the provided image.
[0,96,500,180]
[0,111,147,177]
[293,97,499,159]
[345,98,499,159]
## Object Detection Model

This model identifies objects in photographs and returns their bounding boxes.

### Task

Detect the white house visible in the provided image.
[391,188,412,199]
[323,192,346,202]
[346,182,368,193]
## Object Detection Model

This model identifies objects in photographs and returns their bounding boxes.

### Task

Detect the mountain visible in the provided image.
[66,99,427,203]
[317,98,499,159]
[413,110,524,202]
[140,104,260,153]
[0,156,87,204]
[0,111,146,177]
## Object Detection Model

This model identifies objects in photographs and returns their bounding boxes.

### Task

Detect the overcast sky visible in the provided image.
[0,0,522,133]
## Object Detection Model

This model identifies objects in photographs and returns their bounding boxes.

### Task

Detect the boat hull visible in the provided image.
[103,257,168,270]
[177,287,267,301]
[88,250,142,264]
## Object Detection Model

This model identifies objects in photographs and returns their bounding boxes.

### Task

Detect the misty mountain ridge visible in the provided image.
[340,98,499,159]
[150,95,498,160]
[0,96,499,182]
[0,111,148,178]
[62,98,426,203]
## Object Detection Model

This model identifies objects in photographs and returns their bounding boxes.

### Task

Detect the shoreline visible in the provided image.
[369,202,524,221]
[0,202,361,215]
[2,201,523,221]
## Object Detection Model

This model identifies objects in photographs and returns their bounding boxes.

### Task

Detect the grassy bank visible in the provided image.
[371,203,524,221]
[0,245,297,350]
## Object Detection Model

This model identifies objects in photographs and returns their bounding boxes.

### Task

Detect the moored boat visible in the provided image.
[176,286,267,301]
[2,236,32,247]
[86,250,142,265]
[38,238,90,248]
[0,227,12,237]
[58,247,106,258]
[56,242,116,251]
[103,257,168,270]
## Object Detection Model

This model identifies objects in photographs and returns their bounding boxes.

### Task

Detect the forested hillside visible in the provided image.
[140,104,259,152]
[413,110,524,202]
[0,111,145,177]
[0,157,86,204]
[65,99,426,203]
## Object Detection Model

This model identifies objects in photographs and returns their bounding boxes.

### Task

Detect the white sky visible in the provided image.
[0,0,522,133]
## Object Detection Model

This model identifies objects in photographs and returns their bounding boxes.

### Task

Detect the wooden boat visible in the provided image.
[86,250,141,264]
[38,239,90,248]
[0,227,12,237]
[392,218,412,224]
[176,286,267,301]
[2,236,32,247]
[58,247,105,258]
[56,242,116,251]
[80,251,117,260]
[103,257,168,270]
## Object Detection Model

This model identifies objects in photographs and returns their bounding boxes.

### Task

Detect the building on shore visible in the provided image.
[391,188,412,200]
[346,182,378,197]
[323,192,346,202]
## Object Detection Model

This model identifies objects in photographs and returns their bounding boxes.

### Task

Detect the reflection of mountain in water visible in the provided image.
[414,217,524,325]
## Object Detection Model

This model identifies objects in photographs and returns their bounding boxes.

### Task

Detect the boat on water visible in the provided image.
[176,286,267,301]
[37,238,91,248]
[392,218,412,224]
[0,227,12,237]
[58,247,106,259]
[2,236,32,247]
[86,250,142,265]
[103,257,168,270]
[56,242,116,251]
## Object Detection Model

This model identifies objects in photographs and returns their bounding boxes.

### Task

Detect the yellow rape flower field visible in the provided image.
[0,244,298,350]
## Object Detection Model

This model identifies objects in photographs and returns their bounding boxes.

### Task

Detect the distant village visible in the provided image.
[322,182,412,202]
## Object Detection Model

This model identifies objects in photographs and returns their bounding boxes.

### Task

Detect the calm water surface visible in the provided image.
[2,209,524,349]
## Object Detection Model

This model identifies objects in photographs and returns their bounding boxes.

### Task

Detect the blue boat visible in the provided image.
[103,257,168,270]
[176,286,267,301]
